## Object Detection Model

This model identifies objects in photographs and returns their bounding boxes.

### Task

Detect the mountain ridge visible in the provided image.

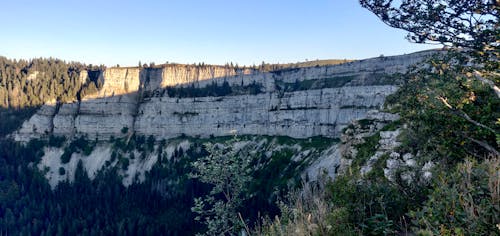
[13,50,438,142]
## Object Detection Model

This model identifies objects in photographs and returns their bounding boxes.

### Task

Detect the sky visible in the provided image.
[0,0,438,67]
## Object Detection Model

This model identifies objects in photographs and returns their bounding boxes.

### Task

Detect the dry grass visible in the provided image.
[253,181,356,236]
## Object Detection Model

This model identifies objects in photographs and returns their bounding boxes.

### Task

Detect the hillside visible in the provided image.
[0,48,498,235]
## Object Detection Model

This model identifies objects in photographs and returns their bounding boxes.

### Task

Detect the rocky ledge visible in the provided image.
[13,50,439,141]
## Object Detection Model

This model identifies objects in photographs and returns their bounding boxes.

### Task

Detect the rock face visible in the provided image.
[13,50,438,141]
[134,86,397,139]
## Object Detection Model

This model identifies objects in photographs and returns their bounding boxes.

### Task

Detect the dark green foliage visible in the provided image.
[410,158,499,235]
[357,119,375,129]
[245,81,263,95]
[70,136,93,156]
[0,57,87,109]
[1,134,315,235]
[79,80,98,98]
[121,126,129,134]
[275,73,398,94]
[146,135,155,151]
[58,167,66,175]
[60,149,72,164]
[354,3,499,233]
[166,81,231,98]
[110,151,118,162]
[276,75,355,92]
[60,136,93,163]
[361,214,394,235]
[112,134,155,154]
[165,80,264,98]
[48,135,66,147]
[0,57,105,136]
[385,54,499,164]
[326,174,414,234]
[379,120,401,132]
[360,0,499,57]
[252,149,300,192]
[112,138,128,151]
[264,135,338,150]
[0,106,38,137]
[120,158,129,170]
[352,132,381,168]
[0,138,210,235]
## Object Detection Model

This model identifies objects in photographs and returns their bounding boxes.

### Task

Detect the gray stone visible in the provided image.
[13,50,437,142]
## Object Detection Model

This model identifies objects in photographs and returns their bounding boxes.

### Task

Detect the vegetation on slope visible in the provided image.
[256,1,499,235]
[0,134,336,235]
[0,57,103,136]
[1,1,498,235]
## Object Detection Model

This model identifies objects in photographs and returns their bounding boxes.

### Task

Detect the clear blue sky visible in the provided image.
[0,0,437,66]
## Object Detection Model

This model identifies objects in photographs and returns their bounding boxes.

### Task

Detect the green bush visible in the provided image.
[61,137,93,162]
[384,54,499,163]
[121,158,129,171]
[361,214,394,235]
[58,167,66,175]
[411,157,500,235]
[255,185,357,236]
[60,148,72,164]
[352,132,381,168]
[48,135,66,147]
[147,135,155,151]
[326,173,411,234]
[121,127,129,134]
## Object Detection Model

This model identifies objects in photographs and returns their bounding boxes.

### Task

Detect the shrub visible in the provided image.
[255,183,357,235]
[410,157,500,235]
[121,127,129,134]
[121,158,129,171]
[58,167,66,176]
[48,135,66,147]
[147,135,155,151]
[190,138,256,235]
[352,132,381,167]
[60,148,72,164]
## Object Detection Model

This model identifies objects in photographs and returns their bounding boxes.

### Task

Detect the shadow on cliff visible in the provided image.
[11,50,442,141]
[0,106,39,138]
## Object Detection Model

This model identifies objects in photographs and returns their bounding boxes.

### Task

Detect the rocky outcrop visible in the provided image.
[15,100,58,141]
[134,86,397,139]
[160,65,257,88]
[304,110,400,181]
[13,50,439,142]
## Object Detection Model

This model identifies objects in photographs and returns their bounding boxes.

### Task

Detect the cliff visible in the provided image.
[13,50,438,142]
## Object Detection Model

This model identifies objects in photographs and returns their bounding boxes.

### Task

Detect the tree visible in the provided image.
[359,0,499,54]
[361,0,500,157]
[190,138,256,235]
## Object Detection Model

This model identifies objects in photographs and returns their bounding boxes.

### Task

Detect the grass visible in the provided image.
[380,120,401,132]
[322,75,356,88]
[352,132,381,168]
[276,75,357,93]
[357,119,376,129]
[365,153,390,180]
[181,134,338,152]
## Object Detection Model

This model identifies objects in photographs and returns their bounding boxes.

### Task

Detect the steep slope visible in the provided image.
[13,50,437,142]
[7,50,441,189]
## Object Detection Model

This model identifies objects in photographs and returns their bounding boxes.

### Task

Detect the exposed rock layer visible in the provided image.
[14,50,437,141]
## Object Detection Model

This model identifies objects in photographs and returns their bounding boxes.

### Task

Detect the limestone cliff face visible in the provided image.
[96,68,141,97]
[15,100,58,139]
[134,86,397,139]
[13,50,438,141]
[160,65,257,87]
